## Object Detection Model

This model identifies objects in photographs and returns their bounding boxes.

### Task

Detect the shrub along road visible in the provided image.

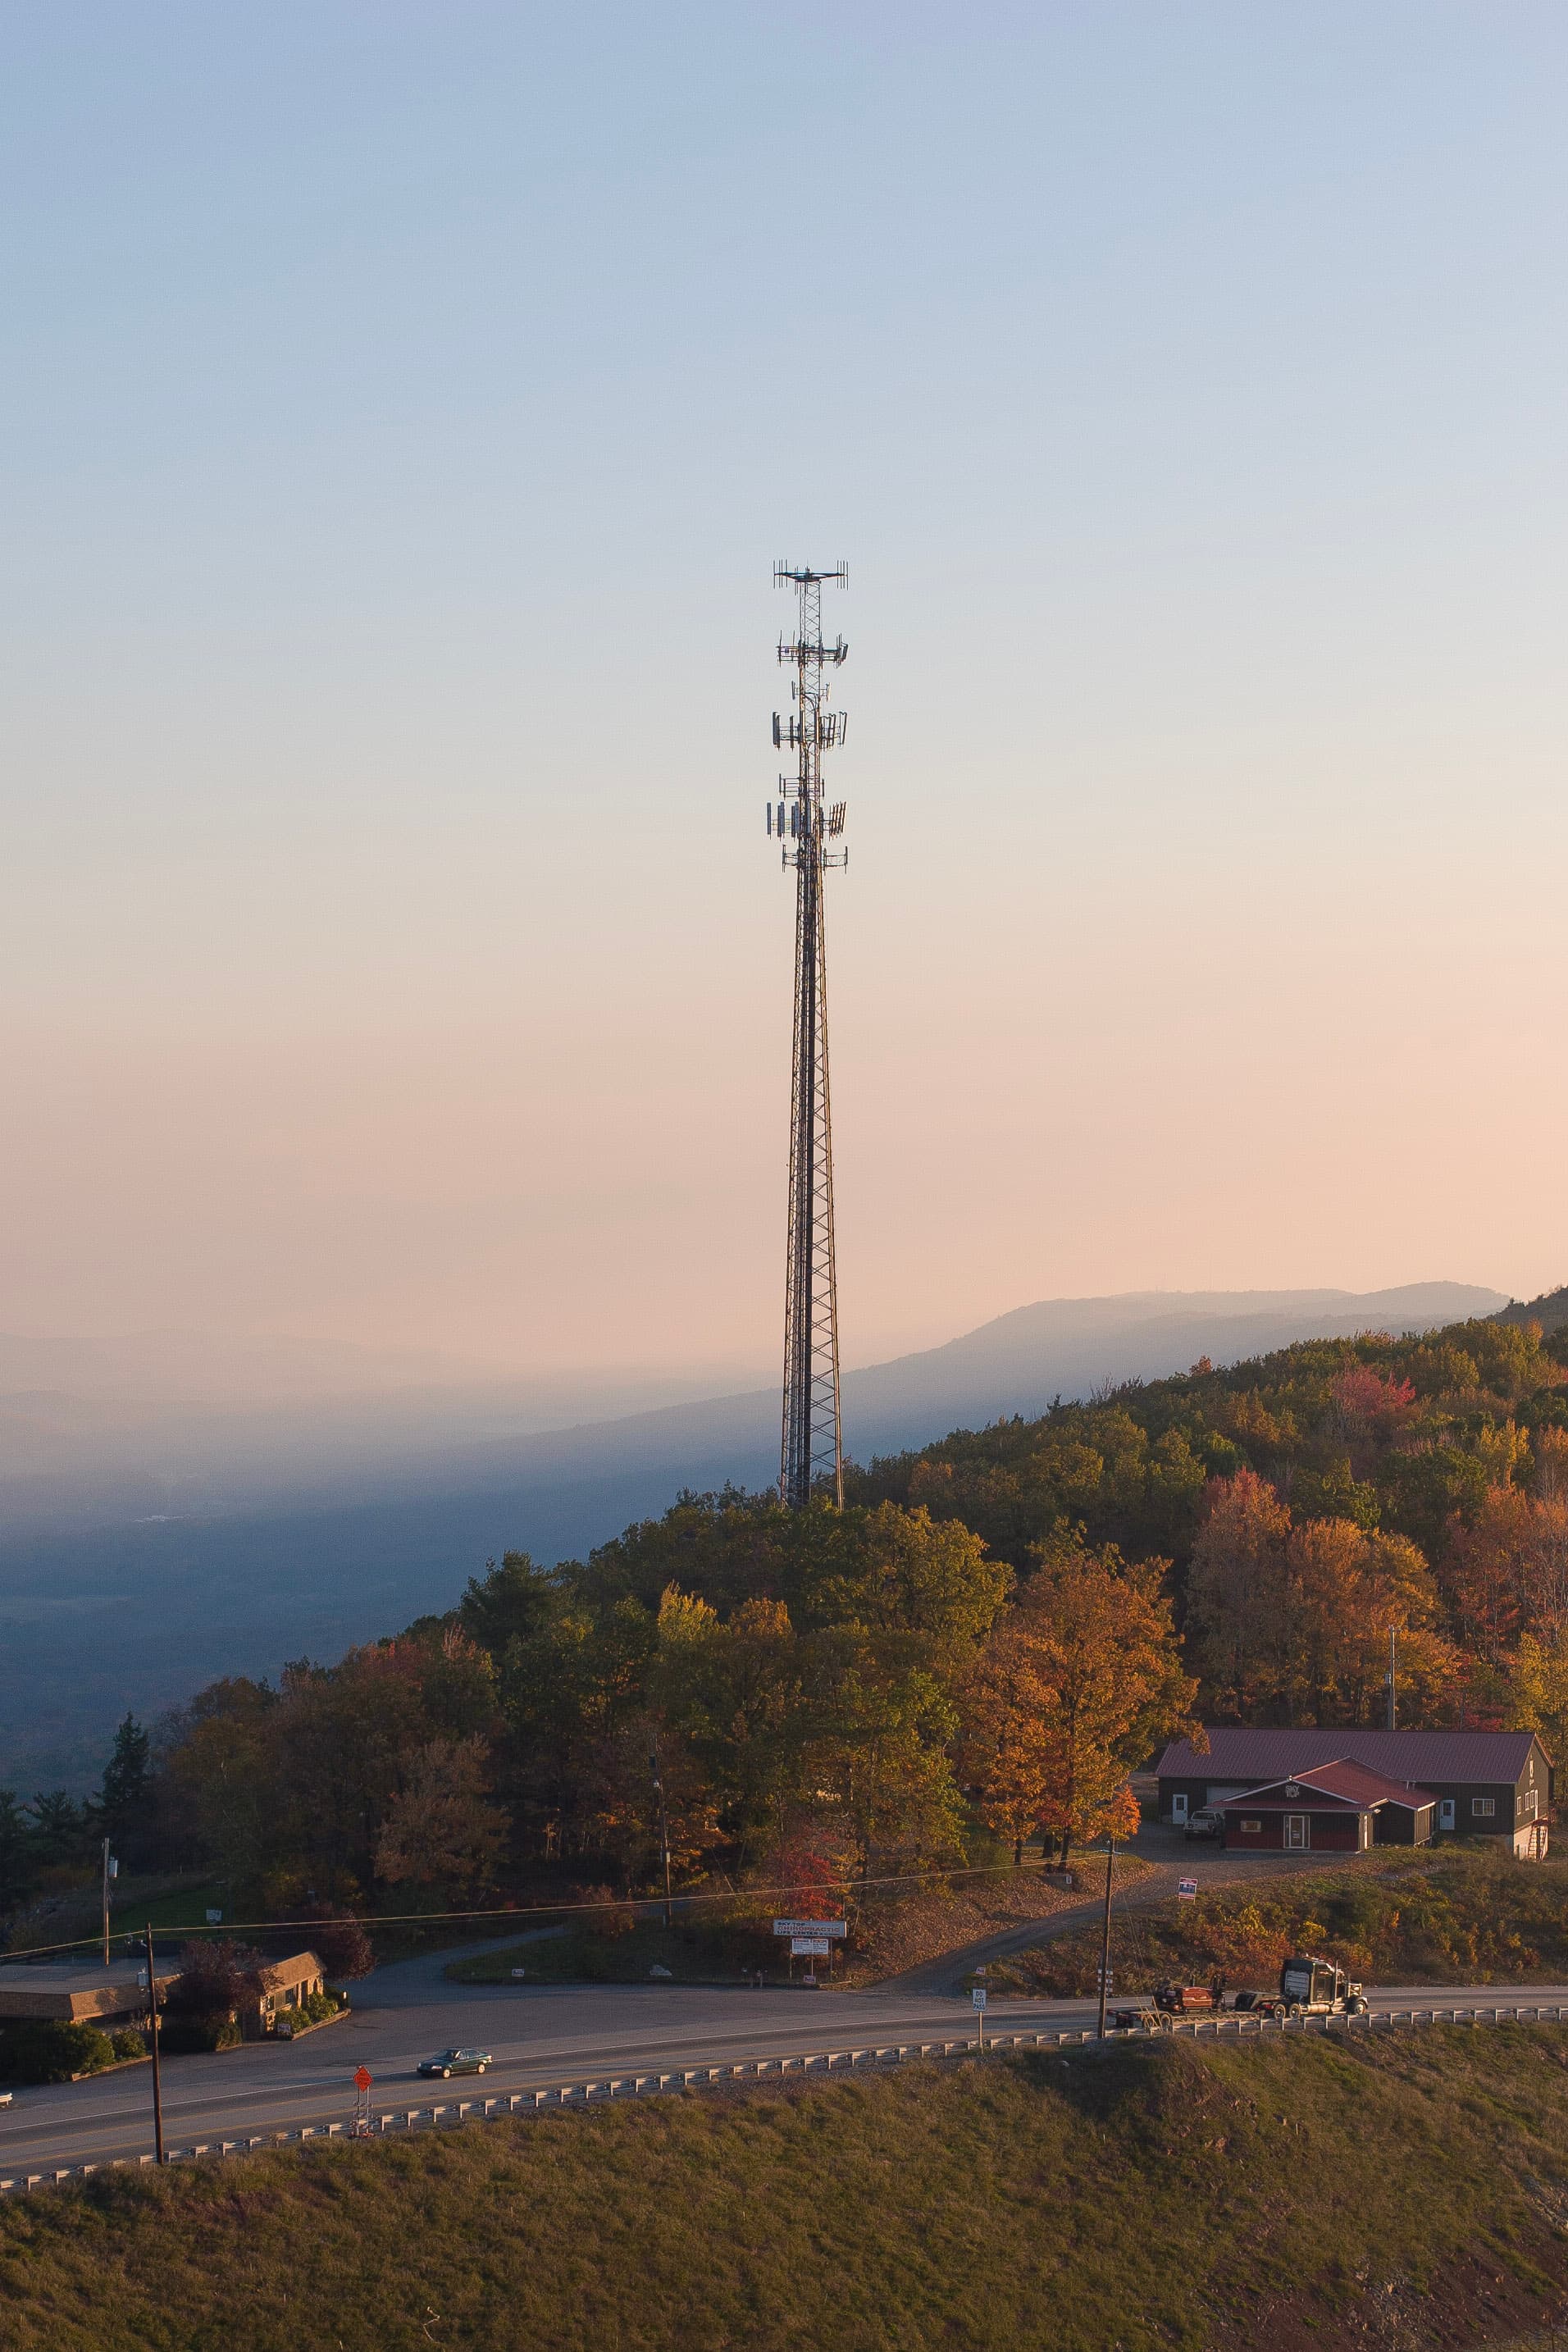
[7,1941,1568,2183]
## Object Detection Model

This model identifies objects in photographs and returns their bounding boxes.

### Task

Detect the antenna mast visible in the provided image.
[768,561,850,1508]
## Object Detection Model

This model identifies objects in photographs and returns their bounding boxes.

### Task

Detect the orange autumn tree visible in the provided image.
[962,1620,1057,1866]
[1187,1472,1461,1725]
[1184,1470,1292,1720]
[1443,1479,1568,1667]
[1287,1520,1461,1725]
[964,1531,1200,1868]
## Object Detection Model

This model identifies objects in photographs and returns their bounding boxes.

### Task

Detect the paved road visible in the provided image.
[7,1945,1568,2181]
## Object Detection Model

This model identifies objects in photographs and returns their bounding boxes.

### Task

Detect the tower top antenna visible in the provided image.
[774,560,848,588]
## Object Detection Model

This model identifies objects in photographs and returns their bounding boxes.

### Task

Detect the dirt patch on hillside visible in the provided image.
[848,1857,1154,1982]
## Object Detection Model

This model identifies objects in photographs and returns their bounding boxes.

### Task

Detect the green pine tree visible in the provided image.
[0,1789,37,1913]
[97,1714,153,1847]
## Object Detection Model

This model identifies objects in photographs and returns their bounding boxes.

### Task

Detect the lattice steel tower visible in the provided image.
[768,561,850,1508]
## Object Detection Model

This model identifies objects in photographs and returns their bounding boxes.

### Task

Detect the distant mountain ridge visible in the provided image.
[839,1283,1506,1454]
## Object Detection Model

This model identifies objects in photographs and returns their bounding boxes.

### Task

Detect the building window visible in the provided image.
[1239,1818,1262,1834]
[1471,1798,1494,1818]
[1522,1789,1538,1817]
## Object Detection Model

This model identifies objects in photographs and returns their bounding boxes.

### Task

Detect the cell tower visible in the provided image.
[768,560,850,1508]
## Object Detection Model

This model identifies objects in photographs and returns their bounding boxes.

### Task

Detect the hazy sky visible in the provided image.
[2,3,1566,1377]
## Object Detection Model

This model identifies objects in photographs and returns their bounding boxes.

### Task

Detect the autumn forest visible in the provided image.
[6,1304,1566,1931]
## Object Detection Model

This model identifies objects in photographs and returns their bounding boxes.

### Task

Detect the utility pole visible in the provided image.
[144,1922,165,2165]
[100,1839,113,1967]
[769,562,850,1509]
[1096,1836,1116,2038]
[650,1747,672,1930]
[1385,1625,1397,1732]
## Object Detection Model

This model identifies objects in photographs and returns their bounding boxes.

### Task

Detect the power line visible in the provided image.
[4,1854,1060,1963]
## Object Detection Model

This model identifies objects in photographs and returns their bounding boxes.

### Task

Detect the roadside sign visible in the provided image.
[971,1986,987,2010]
[791,1937,830,1957]
[353,2067,372,2092]
[773,1919,846,1939]
[205,1908,223,1925]
[1177,1879,1198,1902]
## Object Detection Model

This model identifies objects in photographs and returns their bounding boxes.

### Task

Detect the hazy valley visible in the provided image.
[0,1282,1503,1788]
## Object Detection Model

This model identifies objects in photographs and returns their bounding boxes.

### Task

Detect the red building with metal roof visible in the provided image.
[1219,1760,1438,1853]
[1155,1728,1551,1857]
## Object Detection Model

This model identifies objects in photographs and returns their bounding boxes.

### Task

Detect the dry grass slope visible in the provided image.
[4,2026,1568,2350]
[999,1846,1568,1999]
[448,1858,1152,1987]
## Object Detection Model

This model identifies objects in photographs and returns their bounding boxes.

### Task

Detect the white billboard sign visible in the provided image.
[791,1937,830,1957]
[772,1919,846,1939]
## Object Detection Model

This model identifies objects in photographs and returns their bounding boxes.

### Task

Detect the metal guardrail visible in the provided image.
[4,2003,1565,2193]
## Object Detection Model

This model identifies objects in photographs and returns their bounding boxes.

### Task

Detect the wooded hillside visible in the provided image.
[5,1308,1565,1937]
[853,1310,1568,1729]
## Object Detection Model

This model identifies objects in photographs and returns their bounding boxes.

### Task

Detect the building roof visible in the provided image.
[254,1950,323,1994]
[0,1957,178,2023]
[1219,1759,1438,1812]
[0,1959,149,1996]
[1155,1727,1548,1785]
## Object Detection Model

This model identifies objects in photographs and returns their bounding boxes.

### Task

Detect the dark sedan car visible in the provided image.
[417,2048,492,2079]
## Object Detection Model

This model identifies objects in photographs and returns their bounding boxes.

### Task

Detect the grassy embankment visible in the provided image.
[991,1844,1568,1998]
[7,2027,1568,2350]
[448,1856,1154,1987]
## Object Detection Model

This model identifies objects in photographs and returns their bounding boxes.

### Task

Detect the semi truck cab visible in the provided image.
[1276,1954,1368,2017]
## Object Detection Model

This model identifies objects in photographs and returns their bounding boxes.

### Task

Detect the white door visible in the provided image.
[1285,1815,1310,1850]
[1172,1794,1188,1825]
[1438,1798,1455,1830]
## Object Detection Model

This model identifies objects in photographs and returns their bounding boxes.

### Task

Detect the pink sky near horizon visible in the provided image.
[2,6,1565,1378]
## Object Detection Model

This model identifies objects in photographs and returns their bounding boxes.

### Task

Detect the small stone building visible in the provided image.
[0,1949,330,2042]
[246,1951,327,2040]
